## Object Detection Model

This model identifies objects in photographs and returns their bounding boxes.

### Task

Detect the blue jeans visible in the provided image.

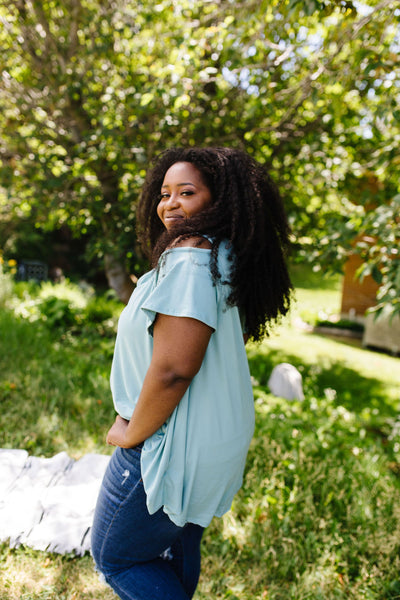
[91,446,204,600]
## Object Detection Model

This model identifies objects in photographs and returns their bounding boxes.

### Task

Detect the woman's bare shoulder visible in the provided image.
[173,236,212,249]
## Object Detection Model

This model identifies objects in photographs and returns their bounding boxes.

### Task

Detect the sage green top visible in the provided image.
[110,241,255,527]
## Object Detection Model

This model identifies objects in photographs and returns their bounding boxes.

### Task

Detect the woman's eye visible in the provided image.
[181,191,194,196]
[160,193,170,199]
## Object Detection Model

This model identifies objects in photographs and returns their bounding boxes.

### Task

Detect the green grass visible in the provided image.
[1,270,400,600]
[0,311,116,458]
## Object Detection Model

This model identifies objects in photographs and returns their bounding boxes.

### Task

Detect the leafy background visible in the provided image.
[0,0,399,312]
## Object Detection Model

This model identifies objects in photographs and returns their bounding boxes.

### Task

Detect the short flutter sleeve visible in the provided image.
[141,248,218,334]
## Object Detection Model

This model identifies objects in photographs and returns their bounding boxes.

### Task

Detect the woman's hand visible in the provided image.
[106,415,130,447]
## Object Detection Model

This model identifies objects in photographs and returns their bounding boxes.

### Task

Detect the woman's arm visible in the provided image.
[106,313,213,448]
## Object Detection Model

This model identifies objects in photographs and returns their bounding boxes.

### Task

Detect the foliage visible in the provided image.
[357,195,400,317]
[1,274,400,598]
[4,278,122,335]
[0,0,399,308]
[306,191,400,317]
[35,295,78,328]
[83,293,117,323]
[301,313,365,331]
[316,318,364,332]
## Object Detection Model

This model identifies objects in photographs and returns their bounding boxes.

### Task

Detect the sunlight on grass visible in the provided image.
[253,327,400,404]
[221,511,247,549]
[294,551,347,599]
[0,549,116,600]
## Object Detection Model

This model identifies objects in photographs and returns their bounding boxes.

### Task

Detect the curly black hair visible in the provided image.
[137,147,292,341]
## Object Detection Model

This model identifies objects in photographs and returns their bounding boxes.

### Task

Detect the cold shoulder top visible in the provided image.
[110,241,255,527]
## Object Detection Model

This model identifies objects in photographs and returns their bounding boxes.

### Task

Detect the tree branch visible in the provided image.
[67,0,83,60]
[31,0,67,72]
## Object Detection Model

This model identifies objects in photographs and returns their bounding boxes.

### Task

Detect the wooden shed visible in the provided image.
[340,247,379,320]
[340,238,400,355]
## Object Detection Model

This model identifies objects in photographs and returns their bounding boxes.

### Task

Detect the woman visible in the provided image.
[91,147,292,600]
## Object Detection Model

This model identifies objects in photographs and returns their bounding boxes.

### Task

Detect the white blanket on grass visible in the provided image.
[0,449,110,555]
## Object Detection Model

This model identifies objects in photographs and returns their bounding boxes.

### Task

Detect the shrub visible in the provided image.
[7,277,122,335]
[316,318,364,332]
[83,296,115,323]
[38,295,79,328]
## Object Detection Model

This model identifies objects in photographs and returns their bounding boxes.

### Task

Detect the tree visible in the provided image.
[0,0,398,308]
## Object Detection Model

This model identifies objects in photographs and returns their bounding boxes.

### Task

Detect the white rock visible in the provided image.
[268,363,304,401]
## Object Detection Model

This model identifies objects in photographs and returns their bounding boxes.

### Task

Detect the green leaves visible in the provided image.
[0,0,399,306]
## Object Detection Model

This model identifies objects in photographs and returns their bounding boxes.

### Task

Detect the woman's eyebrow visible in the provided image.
[161,182,196,189]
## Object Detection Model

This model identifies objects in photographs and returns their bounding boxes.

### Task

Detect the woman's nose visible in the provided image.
[165,192,179,207]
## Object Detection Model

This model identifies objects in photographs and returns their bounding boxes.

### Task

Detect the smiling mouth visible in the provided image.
[165,215,184,221]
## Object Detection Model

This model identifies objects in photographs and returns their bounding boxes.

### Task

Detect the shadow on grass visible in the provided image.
[247,342,398,418]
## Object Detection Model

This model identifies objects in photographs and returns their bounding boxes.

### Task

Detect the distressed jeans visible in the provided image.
[91,446,204,600]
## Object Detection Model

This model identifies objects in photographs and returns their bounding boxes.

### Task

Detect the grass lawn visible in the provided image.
[1,268,400,599]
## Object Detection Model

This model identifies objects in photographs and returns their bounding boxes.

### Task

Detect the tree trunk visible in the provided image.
[104,253,135,305]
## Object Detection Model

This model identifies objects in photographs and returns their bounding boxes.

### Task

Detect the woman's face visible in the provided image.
[157,161,212,231]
